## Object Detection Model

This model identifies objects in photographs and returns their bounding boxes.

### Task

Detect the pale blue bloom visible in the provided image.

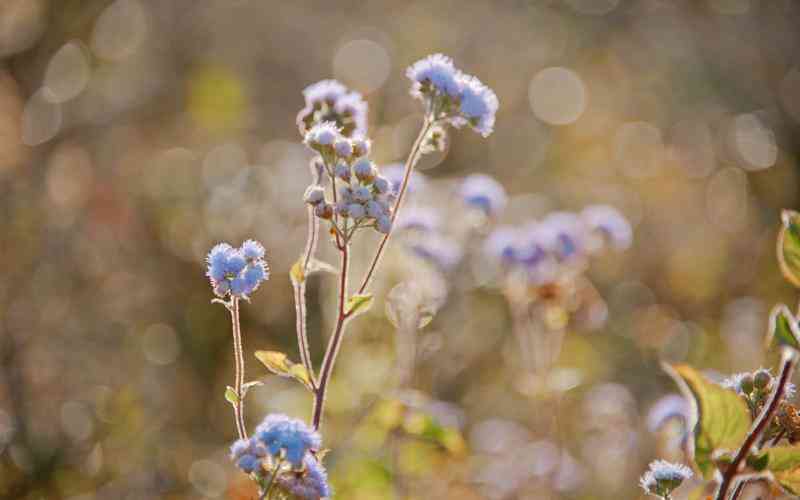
[639,460,692,498]
[276,454,332,499]
[581,205,633,251]
[302,79,348,105]
[406,53,462,99]
[241,239,265,261]
[396,207,440,233]
[352,186,372,203]
[230,437,267,474]
[381,164,426,196]
[255,414,321,468]
[334,139,352,158]
[334,163,351,181]
[484,226,520,264]
[455,74,498,137]
[351,137,371,157]
[539,212,586,262]
[304,122,342,150]
[375,214,392,234]
[365,200,385,219]
[353,158,375,181]
[333,91,368,138]
[348,203,366,220]
[206,240,269,299]
[459,174,507,216]
[304,186,326,205]
[408,236,462,271]
[373,176,390,194]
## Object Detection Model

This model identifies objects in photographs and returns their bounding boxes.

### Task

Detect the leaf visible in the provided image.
[761,445,800,494]
[307,258,337,275]
[767,304,800,351]
[254,350,314,391]
[345,293,373,317]
[778,210,800,288]
[664,364,752,479]
[241,380,263,397]
[225,386,239,405]
[290,259,305,284]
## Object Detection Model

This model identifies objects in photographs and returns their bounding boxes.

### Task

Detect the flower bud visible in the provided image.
[314,203,334,219]
[334,163,351,182]
[376,215,392,234]
[304,185,325,205]
[352,137,371,157]
[352,186,372,203]
[754,369,772,391]
[348,203,366,220]
[334,139,353,158]
[373,176,390,194]
[353,158,376,183]
[739,373,755,395]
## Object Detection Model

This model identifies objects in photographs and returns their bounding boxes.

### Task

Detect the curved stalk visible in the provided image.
[230,297,247,439]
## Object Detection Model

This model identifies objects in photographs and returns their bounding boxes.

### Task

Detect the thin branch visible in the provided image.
[312,242,350,430]
[356,117,433,294]
[230,297,248,439]
[714,349,798,500]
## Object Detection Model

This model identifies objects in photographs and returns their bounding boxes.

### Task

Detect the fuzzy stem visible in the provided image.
[729,480,745,500]
[292,202,320,386]
[356,117,433,294]
[312,241,350,430]
[230,297,247,440]
[714,348,798,500]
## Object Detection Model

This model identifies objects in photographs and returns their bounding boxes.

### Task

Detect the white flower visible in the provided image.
[406,53,462,99]
[302,79,348,105]
[455,74,498,137]
[304,121,342,150]
[639,460,692,498]
[334,91,368,137]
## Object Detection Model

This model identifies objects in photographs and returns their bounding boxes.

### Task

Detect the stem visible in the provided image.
[230,297,248,440]
[262,457,284,499]
[714,349,797,500]
[729,480,745,500]
[312,242,350,430]
[356,117,433,294]
[292,203,320,386]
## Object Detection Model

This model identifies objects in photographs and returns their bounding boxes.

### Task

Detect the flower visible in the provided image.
[539,212,586,263]
[639,460,692,498]
[407,236,462,271]
[275,454,331,500]
[333,91,368,138]
[459,174,507,216]
[381,163,427,196]
[254,414,321,468]
[230,438,267,474]
[581,205,633,252]
[302,79,348,106]
[406,53,461,99]
[297,80,368,138]
[396,207,440,233]
[206,241,269,298]
[455,74,498,137]
[304,122,342,152]
[304,186,326,205]
[646,394,690,433]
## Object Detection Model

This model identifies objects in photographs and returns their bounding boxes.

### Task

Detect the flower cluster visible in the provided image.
[485,205,632,290]
[206,240,269,298]
[639,460,692,498]
[303,121,395,236]
[407,54,499,137]
[230,414,330,499]
[296,79,368,138]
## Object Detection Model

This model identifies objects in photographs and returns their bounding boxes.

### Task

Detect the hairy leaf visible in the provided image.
[255,350,314,391]
[665,364,752,479]
[767,304,800,351]
[778,210,800,288]
[762,445,800,494]
[345,293,373,317]
[224,385,239,405]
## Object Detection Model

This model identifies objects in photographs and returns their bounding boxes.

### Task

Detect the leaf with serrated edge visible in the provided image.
[766,304,800,350]
[778,210,800,288]
[664,363,752,479]
[346,293,373,317]
[761,445,800,494]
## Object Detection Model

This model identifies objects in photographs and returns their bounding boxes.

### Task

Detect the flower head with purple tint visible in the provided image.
[206,241,269,299]
[459,174,507,217]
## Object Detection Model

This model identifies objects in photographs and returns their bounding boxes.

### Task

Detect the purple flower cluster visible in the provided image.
[276,454,332,500]
[406,54,499,137]
[206,240,269,298]
[296,79,368,138]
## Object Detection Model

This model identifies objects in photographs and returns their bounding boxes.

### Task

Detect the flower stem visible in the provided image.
[356,117,433,294]
[292,202,320,387]
[714,348,798,500]
[230,297,247,440]
[312,241,350,430]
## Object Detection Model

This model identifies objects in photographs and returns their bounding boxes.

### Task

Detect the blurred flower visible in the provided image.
[381,163,426,196]
[407,53,461,99]
[581,205,633,252]
[396,207,440,233]
[639,460,692,498]
[275,454,331,500]
[459,174,507,216]
[646,394,690,433]
[297,80,368,138]
[304,121,342,153]
[454,74,498,137]
[407,235,463,271]
[230,438,268,474]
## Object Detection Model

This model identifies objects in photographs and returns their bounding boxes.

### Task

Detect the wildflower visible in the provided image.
[297,80,368,138]
[302,79,348,107]
[406,53,461,99]
[230,438,268,474]
[407,235,462,271]
[646,394,690,433]
[334,163,351,181]
[353,158,376,182]
[206,241,269,299]
[454,74,498,137]
[333,91,368,138]
[304,122,342,153]
[375,214,392,234]
[348,203,366,220]
[275,454,332,500]
[459,174,507,217]
[396,207,440,233]
[304,186,326,205]
[639,460,692,498]
[373,175,390,194]
[539,212,586,263]
[334,139,352,158]
[314,203,334,220]
[254,414,321,468]
[581,205,633,252]
[352,137,371,157]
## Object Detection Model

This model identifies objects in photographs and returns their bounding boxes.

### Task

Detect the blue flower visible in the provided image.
[639,460,692,498]
[276,455,332,500]
[407,236,462,271]
[297,80,368,138]
[333,91,368,138]
[455,74,498,137]
[230,437,267,475]
[396,207,440,233]
[539,212,585,263]
[206,240,269,299]
[406,54,462,99]
[254,414,321,468]
[459,174,507,217]
[580,204,632,252]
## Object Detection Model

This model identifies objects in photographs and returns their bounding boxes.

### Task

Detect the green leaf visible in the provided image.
[761,445,800,494]
[345,293,373,317]
[224,385,239,405]
[778,210,800,288]
[664,364,752,479]
[254,350,314,391]
[767,304,800,350]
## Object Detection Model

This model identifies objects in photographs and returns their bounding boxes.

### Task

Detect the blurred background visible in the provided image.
[1,0,800,498]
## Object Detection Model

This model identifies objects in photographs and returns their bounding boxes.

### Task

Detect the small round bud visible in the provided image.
[754,369,772,391]
[334,139,353,158]
[739,373,755,395]
[365,200,384,219]
[352,137,371,157]
[352,186,372,203]
[304,185,325,205]
[314,203,334,219]
[334,163,351,182]
[335,202,350,217]
[348,203,366,220]
[373,176,390,194]
[353,159,376,183]
[376,215,392,234]
[338,186,353,203]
